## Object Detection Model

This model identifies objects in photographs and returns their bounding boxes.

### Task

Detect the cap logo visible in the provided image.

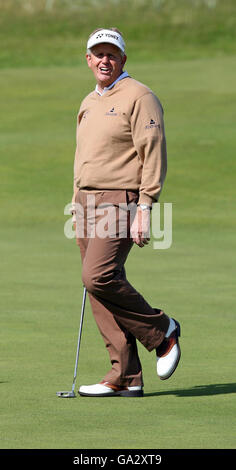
[87,29,125,53]
[96,33,120,41]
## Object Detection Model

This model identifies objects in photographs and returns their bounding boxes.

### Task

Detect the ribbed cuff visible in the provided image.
[137,193,154,207]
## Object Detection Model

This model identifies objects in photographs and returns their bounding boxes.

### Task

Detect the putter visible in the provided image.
[57,286,87,398]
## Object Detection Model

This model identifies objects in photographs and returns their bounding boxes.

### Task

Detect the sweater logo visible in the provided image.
[82,110,89,119]
[105,107,118,116]
[145,119,160,129]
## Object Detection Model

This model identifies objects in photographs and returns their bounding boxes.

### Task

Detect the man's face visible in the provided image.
[86,43,127,89]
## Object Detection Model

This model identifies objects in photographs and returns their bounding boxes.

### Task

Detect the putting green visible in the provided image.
[0,52,235,449]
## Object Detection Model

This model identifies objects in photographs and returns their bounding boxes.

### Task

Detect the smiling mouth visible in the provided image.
[100,67,112,74]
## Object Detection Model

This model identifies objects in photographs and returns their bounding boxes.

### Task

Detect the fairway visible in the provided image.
[1,50,235,449]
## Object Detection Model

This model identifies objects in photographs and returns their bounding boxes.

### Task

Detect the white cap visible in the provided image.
[87,29,125,54]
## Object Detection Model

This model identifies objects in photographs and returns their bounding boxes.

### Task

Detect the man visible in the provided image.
[72,28,181,397]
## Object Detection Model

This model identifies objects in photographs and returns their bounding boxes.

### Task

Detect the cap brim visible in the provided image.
[87,30,125,54]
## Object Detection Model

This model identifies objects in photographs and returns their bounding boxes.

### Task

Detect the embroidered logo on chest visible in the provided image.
[105,107,118,116]
[82,110,89,119]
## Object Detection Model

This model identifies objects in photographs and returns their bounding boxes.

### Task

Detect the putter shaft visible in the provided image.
[57,287,87,398]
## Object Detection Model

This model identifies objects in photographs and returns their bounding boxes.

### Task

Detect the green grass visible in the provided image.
[1,0,236,67]
[0,55,235,449]
[0,0,236,450]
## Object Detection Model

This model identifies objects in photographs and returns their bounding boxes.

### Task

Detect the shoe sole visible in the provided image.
[119,389,143,397]
[78,389,143,397]
[159,319,181,381]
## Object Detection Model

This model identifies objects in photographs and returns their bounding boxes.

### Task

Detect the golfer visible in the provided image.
[72,28,181,397]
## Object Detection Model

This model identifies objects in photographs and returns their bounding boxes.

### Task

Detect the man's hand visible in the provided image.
[130,206,150,247]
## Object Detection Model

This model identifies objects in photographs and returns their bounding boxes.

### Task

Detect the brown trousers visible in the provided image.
[75,189,170,387]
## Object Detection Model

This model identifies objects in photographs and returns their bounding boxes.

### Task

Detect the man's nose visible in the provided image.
[101,55,110,63]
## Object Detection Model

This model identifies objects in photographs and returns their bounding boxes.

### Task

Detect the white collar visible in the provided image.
[95,71,129,96]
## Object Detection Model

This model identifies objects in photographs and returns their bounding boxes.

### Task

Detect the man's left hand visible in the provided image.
[130,206,150,248]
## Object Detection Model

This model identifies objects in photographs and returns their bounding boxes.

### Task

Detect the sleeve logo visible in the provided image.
[145,119,160,129]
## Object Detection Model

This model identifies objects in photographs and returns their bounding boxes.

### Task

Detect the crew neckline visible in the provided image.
[95,71,129,96]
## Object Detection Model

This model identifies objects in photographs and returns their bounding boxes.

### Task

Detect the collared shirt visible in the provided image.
[95,71,129,96]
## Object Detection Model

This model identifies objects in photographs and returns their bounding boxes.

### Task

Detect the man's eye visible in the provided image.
[95,53,117,59]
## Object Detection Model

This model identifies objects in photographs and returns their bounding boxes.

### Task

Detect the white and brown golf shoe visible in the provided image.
[156,318,181,380]
[78,381,143,397]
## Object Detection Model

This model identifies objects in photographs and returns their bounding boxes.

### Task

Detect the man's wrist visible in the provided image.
[138,204,151,211]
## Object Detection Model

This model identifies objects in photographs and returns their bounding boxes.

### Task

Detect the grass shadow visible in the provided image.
[145,382,236,397]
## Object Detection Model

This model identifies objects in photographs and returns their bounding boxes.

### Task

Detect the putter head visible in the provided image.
[56,390,76,398]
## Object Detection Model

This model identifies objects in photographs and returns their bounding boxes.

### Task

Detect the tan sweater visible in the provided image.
[72,76,167,206]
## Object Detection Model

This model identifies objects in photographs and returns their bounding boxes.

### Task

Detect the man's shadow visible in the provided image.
[145,382,236,397]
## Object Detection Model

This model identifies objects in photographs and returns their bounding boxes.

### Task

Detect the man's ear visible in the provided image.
[86,53,92,69]
[122,54,127,68]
